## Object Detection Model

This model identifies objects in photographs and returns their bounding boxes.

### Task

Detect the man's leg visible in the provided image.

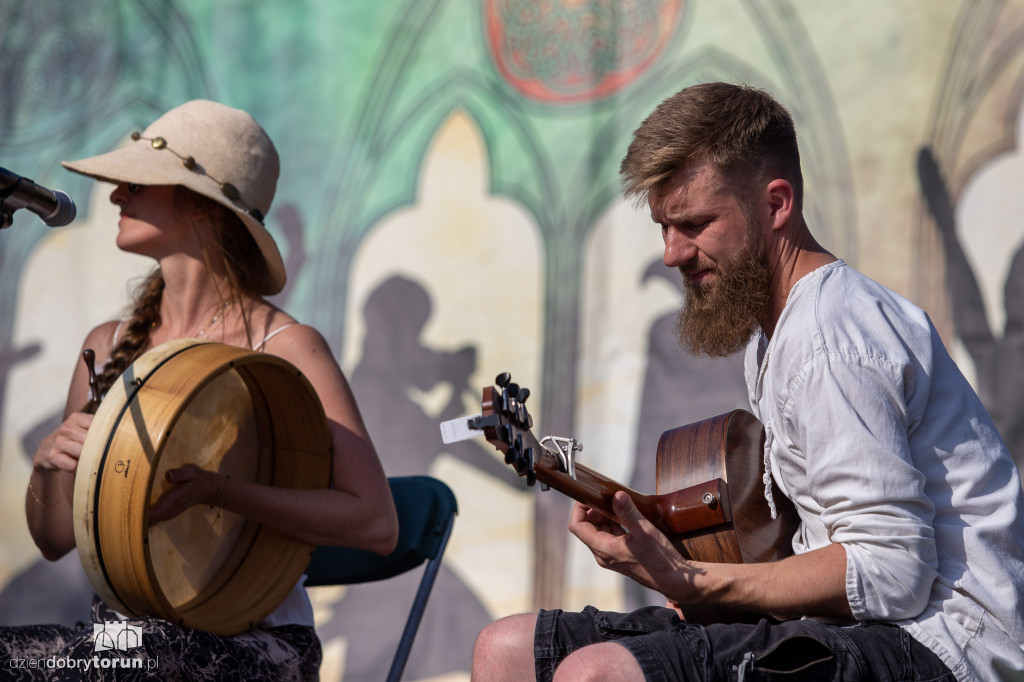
[551,642,645,682]
[471,612,539,681]
[475,605,685,682]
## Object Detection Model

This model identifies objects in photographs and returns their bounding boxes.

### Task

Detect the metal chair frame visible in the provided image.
[305,475,458,682]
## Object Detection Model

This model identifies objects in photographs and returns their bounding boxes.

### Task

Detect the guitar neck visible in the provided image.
[478,379,799,568]
[526,436,732,538]
[479,383,734,541]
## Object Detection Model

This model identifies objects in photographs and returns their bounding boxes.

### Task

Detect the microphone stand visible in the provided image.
[0,180,19,229]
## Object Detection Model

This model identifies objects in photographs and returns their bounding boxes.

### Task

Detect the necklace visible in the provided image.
[195,301,230,338]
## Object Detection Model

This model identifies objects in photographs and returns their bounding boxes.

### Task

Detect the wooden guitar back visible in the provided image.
[656,410,799,564]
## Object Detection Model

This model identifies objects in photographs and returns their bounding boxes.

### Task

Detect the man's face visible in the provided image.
[649,162,772,356]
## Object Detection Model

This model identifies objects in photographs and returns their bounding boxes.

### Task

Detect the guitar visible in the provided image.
[450,373,799,565]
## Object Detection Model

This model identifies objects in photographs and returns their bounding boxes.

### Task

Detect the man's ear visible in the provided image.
[764,179,795,230]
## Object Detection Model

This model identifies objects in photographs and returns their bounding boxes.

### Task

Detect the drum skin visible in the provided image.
[73,339,332,635]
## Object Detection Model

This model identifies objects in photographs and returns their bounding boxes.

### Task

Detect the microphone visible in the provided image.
[0,166,77,229]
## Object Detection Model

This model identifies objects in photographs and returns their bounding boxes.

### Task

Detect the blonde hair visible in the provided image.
[620,82,803,210]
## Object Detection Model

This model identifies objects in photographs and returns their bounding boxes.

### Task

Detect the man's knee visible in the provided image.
[472,612,538,681]
[551,642,645,682]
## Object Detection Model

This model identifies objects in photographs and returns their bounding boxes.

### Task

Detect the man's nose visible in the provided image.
[663,227,697,267]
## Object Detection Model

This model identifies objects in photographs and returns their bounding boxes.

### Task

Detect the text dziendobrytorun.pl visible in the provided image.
[9,655,159,672]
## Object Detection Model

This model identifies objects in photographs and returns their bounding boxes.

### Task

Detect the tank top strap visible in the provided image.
[253,322,298,352]
[112,319,127,348]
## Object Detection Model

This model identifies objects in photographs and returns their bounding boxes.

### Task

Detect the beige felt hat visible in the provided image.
[62,100,286,295]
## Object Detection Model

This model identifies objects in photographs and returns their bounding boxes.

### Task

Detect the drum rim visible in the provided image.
[74,338,332,633]
[88,339,201,610]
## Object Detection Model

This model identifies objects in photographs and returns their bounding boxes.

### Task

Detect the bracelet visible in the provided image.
[213,476,229,519]
[27,479,51,509]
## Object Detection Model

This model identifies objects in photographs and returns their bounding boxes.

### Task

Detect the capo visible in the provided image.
[540,436,582,483]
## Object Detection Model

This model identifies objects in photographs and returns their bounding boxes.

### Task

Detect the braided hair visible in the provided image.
[88,186,271,406]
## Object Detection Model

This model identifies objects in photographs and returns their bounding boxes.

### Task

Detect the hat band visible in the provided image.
[130,132,265,224]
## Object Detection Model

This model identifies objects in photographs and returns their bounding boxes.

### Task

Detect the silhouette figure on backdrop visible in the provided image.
[918,146,1024,472]
[320,274,520,680]
[624,259,747,610]
[0,341,41,450]
[350,274,523,484]
[0,343,91,628]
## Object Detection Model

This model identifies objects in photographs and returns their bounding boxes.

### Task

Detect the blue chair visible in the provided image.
[305,475,458,682]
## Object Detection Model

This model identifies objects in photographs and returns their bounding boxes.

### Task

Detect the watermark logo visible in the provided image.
[7,620,156,673]
[93,621,143,652]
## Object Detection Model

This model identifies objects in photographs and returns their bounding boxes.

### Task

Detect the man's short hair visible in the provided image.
[620,82,803,210]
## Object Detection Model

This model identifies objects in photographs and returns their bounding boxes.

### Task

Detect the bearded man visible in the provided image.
[470,82,1024,681]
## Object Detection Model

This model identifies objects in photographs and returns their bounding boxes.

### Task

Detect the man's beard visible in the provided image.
[674,228,771,357]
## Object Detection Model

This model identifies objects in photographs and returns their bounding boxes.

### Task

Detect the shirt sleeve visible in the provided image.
[786,351,939,621]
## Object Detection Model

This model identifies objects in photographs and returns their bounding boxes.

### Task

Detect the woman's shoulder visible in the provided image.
[83,320,124,354]
[250,305,327,353]
[258,321,328,351]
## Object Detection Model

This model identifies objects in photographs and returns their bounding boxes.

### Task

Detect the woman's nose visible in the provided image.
[110,184,129,206]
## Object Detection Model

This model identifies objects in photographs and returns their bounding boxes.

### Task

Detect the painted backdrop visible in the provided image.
[2,1,1024,680]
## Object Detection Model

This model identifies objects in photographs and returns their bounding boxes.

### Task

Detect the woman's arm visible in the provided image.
[26,322,118,560]
[150,324,400,554]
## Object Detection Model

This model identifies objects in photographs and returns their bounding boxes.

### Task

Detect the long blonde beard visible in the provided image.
[674,227,771,357]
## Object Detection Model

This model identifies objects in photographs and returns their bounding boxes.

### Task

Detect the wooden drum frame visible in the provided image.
[74,339,332,635]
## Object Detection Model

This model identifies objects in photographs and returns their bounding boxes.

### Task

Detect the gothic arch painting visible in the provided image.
[1,2,1021,680]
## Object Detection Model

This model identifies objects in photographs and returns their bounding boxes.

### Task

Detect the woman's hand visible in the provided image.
[149,464,226,524]
[27,411,94,559]
[32,412,94,474]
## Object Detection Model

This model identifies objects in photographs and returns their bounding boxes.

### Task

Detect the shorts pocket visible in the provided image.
[746,635,836,677]
[592,606,681,638]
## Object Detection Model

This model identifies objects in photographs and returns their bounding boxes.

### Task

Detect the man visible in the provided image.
[471,82,1024,681]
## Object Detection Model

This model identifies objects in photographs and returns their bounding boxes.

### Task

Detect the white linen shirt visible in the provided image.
[744,260,1024,681]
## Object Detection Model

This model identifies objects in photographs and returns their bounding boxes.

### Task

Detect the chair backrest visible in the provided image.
[304,475,458,682]
[305,475,458,586]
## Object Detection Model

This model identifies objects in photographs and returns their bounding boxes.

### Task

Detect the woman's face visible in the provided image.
[109,183,198,258]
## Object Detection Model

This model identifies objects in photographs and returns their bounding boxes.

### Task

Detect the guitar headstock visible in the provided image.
[473,372,539,486]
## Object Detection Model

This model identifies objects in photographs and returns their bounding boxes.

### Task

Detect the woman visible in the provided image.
[19,100,398,680]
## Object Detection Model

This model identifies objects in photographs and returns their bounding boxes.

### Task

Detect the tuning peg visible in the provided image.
[515,402,529,427]
[495,372,511,387]
[499,424,512,445]
[518,387,530,403]
[507,382,520,399]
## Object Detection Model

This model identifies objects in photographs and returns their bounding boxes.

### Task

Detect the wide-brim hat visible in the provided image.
[62,99,286,295]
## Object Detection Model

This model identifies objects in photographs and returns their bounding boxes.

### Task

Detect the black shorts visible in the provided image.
[534,605,953,681]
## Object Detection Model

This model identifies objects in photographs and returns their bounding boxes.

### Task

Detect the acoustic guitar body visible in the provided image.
[656,410,799,564]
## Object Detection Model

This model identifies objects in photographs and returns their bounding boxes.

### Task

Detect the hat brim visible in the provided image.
[62,143,286,296]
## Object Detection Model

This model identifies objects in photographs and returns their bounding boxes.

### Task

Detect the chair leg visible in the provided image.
[385,514,456,682]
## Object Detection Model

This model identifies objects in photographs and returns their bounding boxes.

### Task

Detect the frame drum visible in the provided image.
[74,339,332,635]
